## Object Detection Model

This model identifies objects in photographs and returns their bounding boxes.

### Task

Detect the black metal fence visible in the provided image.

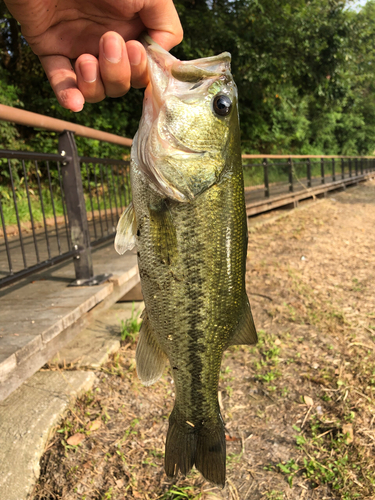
[0,130,130,289]
[1,137,375,290]
[243,156,375,201]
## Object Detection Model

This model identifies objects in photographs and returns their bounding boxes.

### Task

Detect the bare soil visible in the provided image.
[32,180,375,500]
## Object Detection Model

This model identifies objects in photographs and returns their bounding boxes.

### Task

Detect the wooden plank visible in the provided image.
[0,245,140,402]
[118,281,143,302]
[246,173,373,216]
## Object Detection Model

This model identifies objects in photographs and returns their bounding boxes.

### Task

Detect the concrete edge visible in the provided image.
[0,268,140,403]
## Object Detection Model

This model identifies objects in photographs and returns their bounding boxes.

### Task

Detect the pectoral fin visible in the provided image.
[228,297,257,346]
[136,313,168,386]
[114,202,136,255]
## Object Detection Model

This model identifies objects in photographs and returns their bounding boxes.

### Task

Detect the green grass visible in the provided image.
[120,303,142,343]
[242,161,325,188]
[159,486,201,500]
[0,185,130,226]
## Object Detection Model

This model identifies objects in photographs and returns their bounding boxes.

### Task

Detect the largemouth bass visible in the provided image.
[115,35,257,486]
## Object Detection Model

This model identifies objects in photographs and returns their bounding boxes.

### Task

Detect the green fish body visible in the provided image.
[115,36,257,486]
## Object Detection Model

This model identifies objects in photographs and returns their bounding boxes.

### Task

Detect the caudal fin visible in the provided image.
[164,409,226,487]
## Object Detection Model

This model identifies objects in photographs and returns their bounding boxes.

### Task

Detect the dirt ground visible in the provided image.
[32,180,375,500]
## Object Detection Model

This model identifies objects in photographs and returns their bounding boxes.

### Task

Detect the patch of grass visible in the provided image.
[265,491,284,500]
[1,182,129,226]
[159,485,201,500]
[276,459,299,487]
[120,303,142,343]
[290,412,375,498]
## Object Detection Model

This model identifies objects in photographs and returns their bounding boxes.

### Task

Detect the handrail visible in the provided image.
[0,104,133,147]
[242,154,374,159]
[1,104,374,158]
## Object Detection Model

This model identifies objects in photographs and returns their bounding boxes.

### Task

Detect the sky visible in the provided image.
[352,0,368,8]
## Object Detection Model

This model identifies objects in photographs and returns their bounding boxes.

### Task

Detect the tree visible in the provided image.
[1,0,375,155]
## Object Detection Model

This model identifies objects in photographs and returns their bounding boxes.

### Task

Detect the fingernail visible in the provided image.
[128,45,142,67]
[103,36,122,63]
[80,61,97,83]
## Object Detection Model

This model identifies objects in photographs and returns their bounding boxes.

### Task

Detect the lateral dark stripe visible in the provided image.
[179,202,206,425]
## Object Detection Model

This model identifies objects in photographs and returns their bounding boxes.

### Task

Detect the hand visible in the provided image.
[4,0,183,111]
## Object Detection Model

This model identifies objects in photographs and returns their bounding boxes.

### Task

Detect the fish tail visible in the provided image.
[165,409,226,487]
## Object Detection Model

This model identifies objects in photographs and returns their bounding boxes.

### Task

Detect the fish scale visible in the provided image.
[115,35,257,486]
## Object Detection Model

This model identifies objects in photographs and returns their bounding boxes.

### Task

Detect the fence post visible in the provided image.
[263,158,269,198]
[321,158,325,184]
[341,158,345,180]
[288,157,293,192]
[332,158,335,182]
[59,130,93,281]
[307,158,311,188]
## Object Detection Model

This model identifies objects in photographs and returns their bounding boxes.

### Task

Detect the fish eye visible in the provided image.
[212,94,232,117]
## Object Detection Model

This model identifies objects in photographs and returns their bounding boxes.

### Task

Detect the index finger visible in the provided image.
[139,0,183,51]
[39,54,84,112]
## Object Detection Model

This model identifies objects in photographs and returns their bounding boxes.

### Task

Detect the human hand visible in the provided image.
[4,0,183,112]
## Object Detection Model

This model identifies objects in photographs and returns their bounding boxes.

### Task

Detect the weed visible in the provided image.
[256,370,281,383]
[102,487,113,499]
[277,459,299,487]
[159,485,201,500]
[265,491,284,500]
[120,303,141,342]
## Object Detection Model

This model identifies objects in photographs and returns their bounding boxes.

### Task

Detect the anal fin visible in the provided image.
[228,297,257,346]
[136,312,167,386]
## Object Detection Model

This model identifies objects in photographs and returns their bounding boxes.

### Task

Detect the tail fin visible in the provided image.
[164,409,226,487]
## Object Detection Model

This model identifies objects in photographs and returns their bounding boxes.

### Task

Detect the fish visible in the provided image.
[115,35,257,487]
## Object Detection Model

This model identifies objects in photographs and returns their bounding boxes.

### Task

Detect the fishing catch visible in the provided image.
[115,35,257,486]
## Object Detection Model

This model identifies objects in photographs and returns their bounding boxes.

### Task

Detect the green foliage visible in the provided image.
[173,0,375,155]
[277,459,299,487]
[0,67,22,150]
[1,1,375,156]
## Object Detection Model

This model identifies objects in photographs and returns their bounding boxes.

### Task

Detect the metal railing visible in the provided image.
[1,104,375,289]
[242,155,375,202]
[0,105,132,289]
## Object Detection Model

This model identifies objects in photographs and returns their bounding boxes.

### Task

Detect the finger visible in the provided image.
[99,31,131,98]
[140,0,183,51]
[39,54,84,112]
[75,54,106,103]
[126,40,149,89]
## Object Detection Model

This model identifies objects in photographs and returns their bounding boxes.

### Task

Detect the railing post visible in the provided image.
[321,158,325,184]
[332,158,335,182]
[307,158,311,188]
[59,130,93,281]
[288,157,293,192]
[341,158,345,180]
[349,158,352,177]
[360,158,363,175]
[263,158,269,198]
[355,158,358,176]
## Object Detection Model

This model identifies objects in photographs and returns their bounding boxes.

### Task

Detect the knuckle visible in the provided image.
[104,79,131,98]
